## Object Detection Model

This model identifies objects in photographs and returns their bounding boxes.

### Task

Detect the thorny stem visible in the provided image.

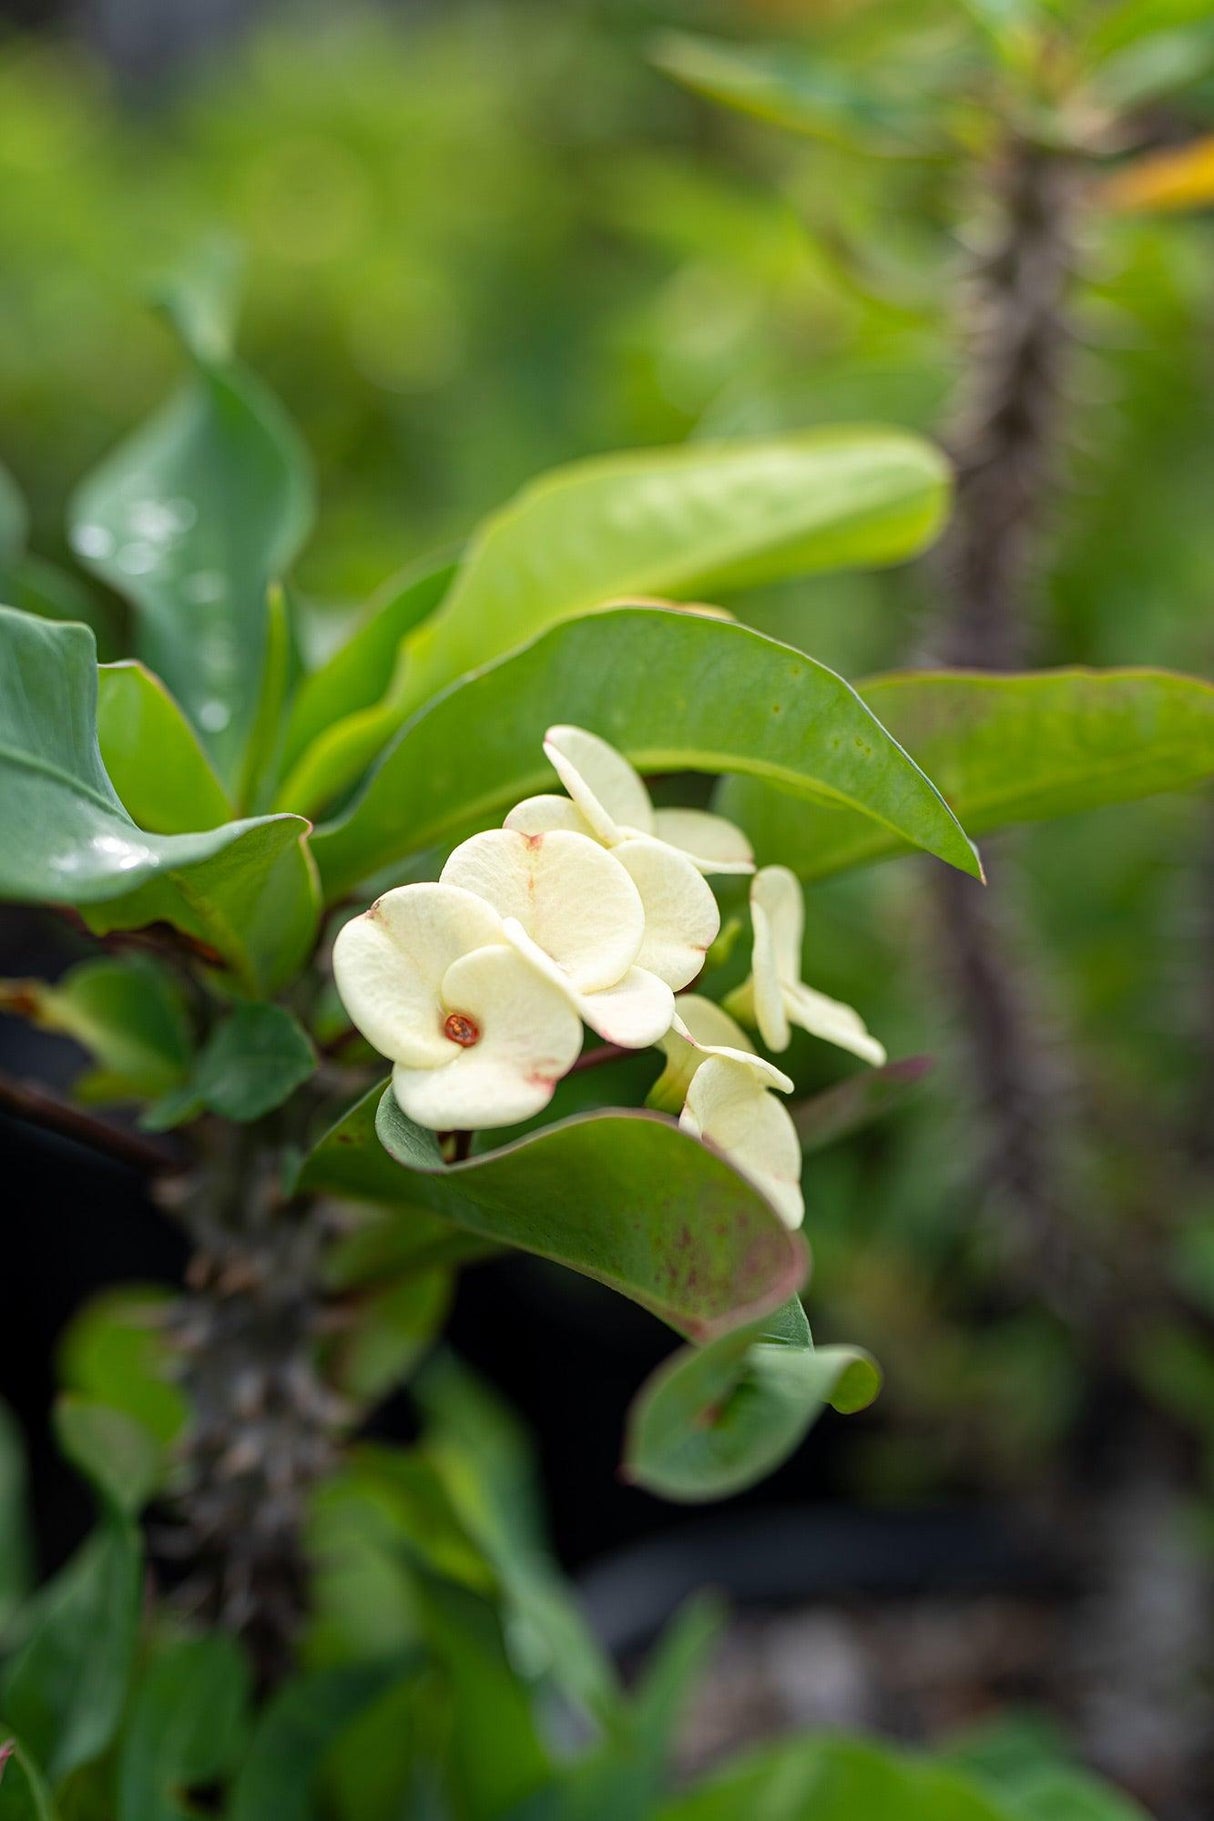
[925,133,1086,1302]
[159,1116,347,1688]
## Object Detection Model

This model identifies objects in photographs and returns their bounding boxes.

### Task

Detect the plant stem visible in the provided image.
[164,1120,345,1687]
[0,1068,178,1176]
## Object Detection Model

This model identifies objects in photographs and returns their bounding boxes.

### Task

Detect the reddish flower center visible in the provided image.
[443,1012,480,1048]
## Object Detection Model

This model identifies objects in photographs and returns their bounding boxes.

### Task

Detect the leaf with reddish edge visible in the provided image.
[301,1085,807,1343]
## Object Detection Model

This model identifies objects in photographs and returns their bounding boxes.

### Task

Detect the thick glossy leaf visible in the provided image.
[417,1355,619,1727]
[237,583,298,814]
[145,1002,315,1128]
[625,1297,880,1501]
[793,1055,933,1154]
[0,958,191,1104]
[0,1732,58,1821]
[0,610,317,992]
[53,1398,163,1517]
[721,667,1214,882]
[1,1519,141,1785]
[278,555,458,813]
[660,1736,1012,1821]
[0,1404,30,1641]
[393,429,950,718]
[97,663,232,833]
[313,606,978,899]
[116,1634,249,1821]
[68,349,313,785]
[303,1086,807,1343]
[229,1660,411,1821]
[652,31,942,156]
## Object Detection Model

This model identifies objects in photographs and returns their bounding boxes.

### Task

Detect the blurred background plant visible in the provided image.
[5,0,1214,1816]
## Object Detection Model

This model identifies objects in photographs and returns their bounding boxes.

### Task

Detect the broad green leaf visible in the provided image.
[652,32,944,156]
[313,606,978,900]
[1081,0,1214,63]
[236,581,299,813]
[0,1405,30,1641]
[53,1398,164,1517]
[0,610,317,993]
[278,555,458,814]
[794,1055,933,1154]
[659,1735,1011,1821]
[0,1732,58,1821]
[303,1088,808,1344]
[116,1634,250,1821]
[0,958,191,1104]
[58,1289,188,1451]
[413,1575,552,1821]
[948,1721,1149,1821]
[393,430,950,719]
[0,555,122,660]
[1,1520,141,1786]
[510,1595,722,1821]
[329,1269,453,1402]
[229,1660,412,1821]
[98,663,232,833]
[68,345,313,786]
[145,1001,315,1128]
[625,1298,880,1501]
[721,667,1214,882]
[417,1356,619,1727]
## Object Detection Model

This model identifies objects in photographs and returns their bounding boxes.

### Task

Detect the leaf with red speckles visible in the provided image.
[624,1297,880,1500]
[302,1085,807,1343]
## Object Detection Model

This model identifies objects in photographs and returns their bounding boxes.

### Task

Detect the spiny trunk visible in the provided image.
[926,135,1085,1297]
[157,1122,344,1687]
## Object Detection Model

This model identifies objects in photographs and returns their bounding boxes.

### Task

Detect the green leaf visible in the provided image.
[229,1659,412,1821]
[0,958,191,1104]
[116,1634,250,1821]
[58,1289,188,1452]
[0,555,122,661]
[145,1001,315,1128]
[0,1405,31,1642]
[393,429,950,720]
[0,1731,59,1821]
[98,662,232,833]
[53,1398,164,1517]
[793,1055,933,1154]
[68,342,313,786]
[0,609,317,993]
[329,1269,453,1403]
[313,605,978,900]
[659,1735,1012,1821]
[237,582,298,814]
[721,666,1214,882]
[652,32,944,156]
[625,1298,880,1501]
[303,1088,808,1344]
[1,1520,141,1786]
[277,555,458,815]
[417,1355,619,1728]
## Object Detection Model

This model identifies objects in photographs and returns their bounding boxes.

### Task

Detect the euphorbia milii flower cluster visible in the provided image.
[332,726,886,1231]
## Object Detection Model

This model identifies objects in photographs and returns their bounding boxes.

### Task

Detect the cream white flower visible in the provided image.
[332,883,583,1130]
[506,725,745,991]
[658,994,804,1229]
[507,724,753,875]
[440,826,675,1047]
[729,865,886,1067]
